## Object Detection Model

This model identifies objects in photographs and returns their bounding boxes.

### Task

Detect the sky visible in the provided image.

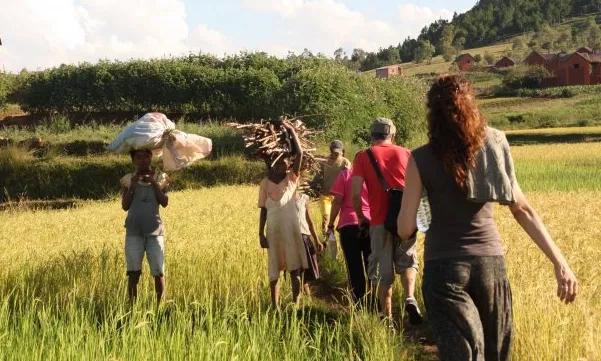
[0,0,477,72]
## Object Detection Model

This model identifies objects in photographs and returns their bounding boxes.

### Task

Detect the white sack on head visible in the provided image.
[162,130,212,171]
[106,113,176,154]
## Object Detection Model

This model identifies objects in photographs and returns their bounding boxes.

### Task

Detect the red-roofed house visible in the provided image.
[495,56,515,68]
[539,51,601,87]
[375,64,404,79]
[456,53,475,72]
[577,47,593,54]
[523,50,556,71]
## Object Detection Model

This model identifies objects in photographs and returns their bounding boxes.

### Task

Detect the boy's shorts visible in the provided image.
[318,195,335,217]
[125,235,165,277]
[367,225,418,288]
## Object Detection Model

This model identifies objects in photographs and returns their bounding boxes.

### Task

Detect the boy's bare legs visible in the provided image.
[400,269,416,299]
[378,284,393,318]
[401,268,423,325]
[303,283,312,300]
[154,276,165,304]
[321,215,329,235]
[270,280,280,309]
[127,271,142,303]
[290,270,302,306]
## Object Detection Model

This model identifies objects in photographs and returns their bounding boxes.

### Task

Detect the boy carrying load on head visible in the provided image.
[121,149,170,304]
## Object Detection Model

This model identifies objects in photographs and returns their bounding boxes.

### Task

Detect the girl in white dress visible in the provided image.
[258,122,307,309]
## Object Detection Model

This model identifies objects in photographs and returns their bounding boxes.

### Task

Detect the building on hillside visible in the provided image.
[523,50,556,71]
[494,56,516,68]
[455,53,475,72]
[577,47,593,54]
[375,64,404,79]
[539,51,601,87]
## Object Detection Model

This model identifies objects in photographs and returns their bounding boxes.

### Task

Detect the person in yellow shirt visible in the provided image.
[314,141,351,241]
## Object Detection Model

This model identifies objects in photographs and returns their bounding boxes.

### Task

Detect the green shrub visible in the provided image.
[503,66,549,90]
[0,72,15,109]
[10,55,426,146]
[0,151,265,201]
[278,64,426,146]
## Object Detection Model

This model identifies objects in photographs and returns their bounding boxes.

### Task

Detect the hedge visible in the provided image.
[0,151,264,202]
[10,54,427,145]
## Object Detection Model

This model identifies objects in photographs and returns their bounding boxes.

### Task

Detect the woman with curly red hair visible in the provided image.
[397,74,578,361]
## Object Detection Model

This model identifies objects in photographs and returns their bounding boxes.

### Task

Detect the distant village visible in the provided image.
[374,47,601,88]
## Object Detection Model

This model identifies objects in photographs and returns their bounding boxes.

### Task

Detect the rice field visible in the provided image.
[0,128,600,360]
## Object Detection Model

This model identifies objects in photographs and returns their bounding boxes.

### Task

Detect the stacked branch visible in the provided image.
[227,116,323,183]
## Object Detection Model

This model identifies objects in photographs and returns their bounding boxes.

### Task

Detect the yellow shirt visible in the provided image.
[322,156,351,193]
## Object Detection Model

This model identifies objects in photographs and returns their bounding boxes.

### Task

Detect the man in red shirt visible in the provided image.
[351,118,422,326]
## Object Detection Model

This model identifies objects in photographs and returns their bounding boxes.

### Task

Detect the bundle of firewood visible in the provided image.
[298,180,323,198]
[226,117,322,174]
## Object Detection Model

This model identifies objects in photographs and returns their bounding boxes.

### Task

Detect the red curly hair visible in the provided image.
[427,74,487,191]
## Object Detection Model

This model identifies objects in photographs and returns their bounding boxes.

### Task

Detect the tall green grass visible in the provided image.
[0,187,430,361]
[1,184,599,360]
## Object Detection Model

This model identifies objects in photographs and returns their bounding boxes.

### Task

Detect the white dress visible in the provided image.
[259,173,308,281]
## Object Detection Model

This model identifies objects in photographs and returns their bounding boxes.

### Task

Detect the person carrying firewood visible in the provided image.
[258,121,308,309]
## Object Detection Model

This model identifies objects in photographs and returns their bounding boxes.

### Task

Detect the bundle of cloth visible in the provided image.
[466,127,518,204]
[106,113,212,171]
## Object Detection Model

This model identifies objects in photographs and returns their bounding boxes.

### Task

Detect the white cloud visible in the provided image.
[188,24,234,56]
[0,0,235,72]
[243,0,453,57]
[398,4,454,36]
[0,0,458,71]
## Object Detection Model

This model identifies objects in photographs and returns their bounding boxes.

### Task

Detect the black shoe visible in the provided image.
[405,297,423,325]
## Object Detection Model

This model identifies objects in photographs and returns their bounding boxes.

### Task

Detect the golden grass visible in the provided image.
[505,125,601,136]
[1,138,600,360]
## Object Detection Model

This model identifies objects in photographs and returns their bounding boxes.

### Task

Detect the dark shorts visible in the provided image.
[302,234,320,282]
[423,256,513,361]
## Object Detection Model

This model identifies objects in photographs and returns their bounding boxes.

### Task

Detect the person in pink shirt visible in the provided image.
[327,165,373,305]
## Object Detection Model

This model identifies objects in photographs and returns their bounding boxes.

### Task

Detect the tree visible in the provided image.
[512,36,526,50]
[414,40,435,64]
[484,51,495,65]
[418,19,449,54]
[351,48,366,63]
[474,54,483,64]
[400,37,418,63]
[300,48,314,58]
[360,53,383,71]
[533,24,558,51]
[334,47,345,62]
[376,46,401,65]
[440,24,457,61]
[587,19,601,49]
[555,28,571,52]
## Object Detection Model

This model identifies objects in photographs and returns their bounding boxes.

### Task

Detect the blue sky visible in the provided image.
[0,0,477,72]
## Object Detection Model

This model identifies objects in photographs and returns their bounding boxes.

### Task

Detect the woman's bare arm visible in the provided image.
[398,156,421,240]
[509,184,578,303]
[284,122,303,177]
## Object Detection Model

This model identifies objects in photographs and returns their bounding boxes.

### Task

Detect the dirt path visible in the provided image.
[309,266,439,360]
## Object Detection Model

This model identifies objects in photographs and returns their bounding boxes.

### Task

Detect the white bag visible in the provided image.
[162,130,212,171]
[106,113,176,154]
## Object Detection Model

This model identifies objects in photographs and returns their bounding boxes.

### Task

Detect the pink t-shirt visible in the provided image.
[330,168,370,230]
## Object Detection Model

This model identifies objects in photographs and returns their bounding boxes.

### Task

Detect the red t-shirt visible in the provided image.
[352,143,411,226]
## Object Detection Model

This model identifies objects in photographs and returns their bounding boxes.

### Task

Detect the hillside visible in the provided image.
[353,1,601,72]
[372,14,598,76]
